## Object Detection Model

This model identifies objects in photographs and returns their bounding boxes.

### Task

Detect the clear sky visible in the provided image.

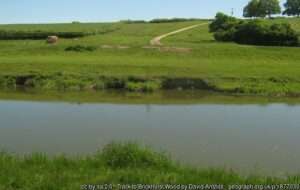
[0,0,286,24]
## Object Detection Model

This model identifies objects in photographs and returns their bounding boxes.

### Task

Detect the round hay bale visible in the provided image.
[46,36,58,44]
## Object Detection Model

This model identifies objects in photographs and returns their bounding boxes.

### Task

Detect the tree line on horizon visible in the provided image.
[243,0,300,18]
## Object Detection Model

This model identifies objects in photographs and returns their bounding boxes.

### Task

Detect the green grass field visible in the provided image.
[1,142,300,190]
[1,19,300,95]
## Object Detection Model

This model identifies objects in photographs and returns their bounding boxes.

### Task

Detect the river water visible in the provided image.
[0,91,300,176]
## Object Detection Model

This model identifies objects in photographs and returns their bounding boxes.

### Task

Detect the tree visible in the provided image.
[209,12,239,32]
[283,0,300,17]
[259,0,281,18]
[243,0,261,18]
[243,0,281,18]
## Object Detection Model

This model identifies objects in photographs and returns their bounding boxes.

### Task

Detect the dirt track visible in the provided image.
[150,23,209,46]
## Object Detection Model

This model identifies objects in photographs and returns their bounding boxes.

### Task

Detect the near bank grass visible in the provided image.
[1,142,300,190]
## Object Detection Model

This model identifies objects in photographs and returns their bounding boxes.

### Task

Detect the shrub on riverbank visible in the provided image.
[1,74,300,96]
[0,74,213,93]
[0,142,299,189]
[125,81,161,92]
[210,12,299,46]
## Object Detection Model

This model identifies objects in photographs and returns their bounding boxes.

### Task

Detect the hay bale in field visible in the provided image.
[46,36,58,44]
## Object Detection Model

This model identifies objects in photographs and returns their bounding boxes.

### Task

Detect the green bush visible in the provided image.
[65,45,97,52]
[0,30,87,40]
[209,12,242,42]
[209,12,240,33]
[0,76,16,89]
[234,21,299,46]
[125,81,161,92]
[101,142,172,169]
[104,78,126,89]
[210,12,299,46]
[94,80,106,90]
[213,27,237,42]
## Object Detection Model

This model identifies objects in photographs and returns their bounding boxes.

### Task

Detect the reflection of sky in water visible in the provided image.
[0,100,300,176]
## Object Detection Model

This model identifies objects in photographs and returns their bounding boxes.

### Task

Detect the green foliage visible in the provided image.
[213,27,238,42]
[125,81,161,92]
[104,78,126,89]
[1,72,300,96]
[94,80,106,90]
[150,18,200,23]
[283,0,300,17]
[209,12,239,33]
[243,0,263,18]
[259,0,281,17]
[162,78,214,90]
[210,13,299,46]
[209,13,240,41]
[101,142,172,169]
[65,45,97,52]
[0,23,121,40]
[243,0,281,18]
[235,20,299,46]
[0,76,16,89]
[0,30,87,40]
[120,20,147,24]
[0,142,300,189]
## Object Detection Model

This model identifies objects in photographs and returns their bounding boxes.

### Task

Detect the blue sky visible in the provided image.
[0,0,286,24]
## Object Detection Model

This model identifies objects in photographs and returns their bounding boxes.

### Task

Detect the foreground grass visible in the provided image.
[0,19,300,95]
[1,143,299,190]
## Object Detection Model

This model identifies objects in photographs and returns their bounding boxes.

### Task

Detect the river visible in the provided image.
[0,90,300,176]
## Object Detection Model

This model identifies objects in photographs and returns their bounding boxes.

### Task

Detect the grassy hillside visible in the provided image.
[0,19,300,95]
[1,142,299,190]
